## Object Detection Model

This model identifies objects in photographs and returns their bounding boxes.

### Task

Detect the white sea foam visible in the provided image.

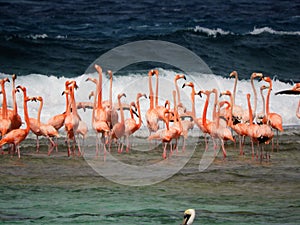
[192,25,300,37]
[0,70,299,137]
[250,26,300,36]
[193,26,232,37]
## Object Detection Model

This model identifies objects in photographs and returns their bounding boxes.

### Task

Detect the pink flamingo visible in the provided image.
[220,90,248,155]
[110,93,126,153]
[64,80,81,156]
[153,69,169,126]
[261,76,283,151]
[0,78,12,138]
[105,70,118,129]
[174,74,187,114]
[148,91,180,159]
[8,74,22,130]
[28,96,59,154]
[124,93,147,152]
[0,86,31,158]
[146,69,159,133]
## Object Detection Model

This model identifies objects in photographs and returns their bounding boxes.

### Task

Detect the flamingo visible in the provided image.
[47,80,75,136]
[74,108,88,156]
[246,93,274,160]
[153,69,169,126]
[64,80,81,156]
[256,85,269,125]
[212,89,234,158]
[261,76,283,151]
[28,96,59,154]
[146,69,159,133]
[229,71,245,124]
[149,92,182,159]
[174,74,187,114]
[0,85,31,158]
[124,93,147,152]
[89,90,110,157]
[220,90,248,155]
[110,93,126,153]
[0,78,12,138]
[105,70,118,129]
[169,90,183,153]
[8,74,22,130]
[195,89,213,150]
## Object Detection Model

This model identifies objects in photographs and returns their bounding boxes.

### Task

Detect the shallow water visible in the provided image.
[0,127,299,224]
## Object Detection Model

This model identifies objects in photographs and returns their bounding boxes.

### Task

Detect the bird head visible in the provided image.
[181,209,195,225]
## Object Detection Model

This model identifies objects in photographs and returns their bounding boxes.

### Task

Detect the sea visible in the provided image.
[0,0,299,224]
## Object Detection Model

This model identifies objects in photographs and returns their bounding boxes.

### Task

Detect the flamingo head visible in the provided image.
[251,72,263,79]
[16,85,26,93]
[229,70,238,78]
[118,93,126,99]
[148,69,159,76]
[260,85,269,91]
[246,93,251,99]
[175,74,186,81]
[136,92,147,100]
[88,91,95,100]
[12,74,17,81]
[94,64,102,72]
[2,77,10,83]
[182,82,194,89]
[28,96,43,102]
[107,70,113,79]
[262,76,272,83]
[219,90,231,97]
[130,101,137,111]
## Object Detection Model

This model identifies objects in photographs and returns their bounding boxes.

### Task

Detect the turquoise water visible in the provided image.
[0,129,299,224]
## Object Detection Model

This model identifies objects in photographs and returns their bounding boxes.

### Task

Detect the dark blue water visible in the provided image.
[0,0,299,82]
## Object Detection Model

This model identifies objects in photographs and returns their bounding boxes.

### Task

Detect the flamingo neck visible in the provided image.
[232,74,238,105]
[148,75,154,109]
[118,97,124,123]
[70,86,78,116]
[37,98,43,126]
[1,82,8,118]
[202,93,210,128]
[109,75,113,107]
[175,79,181,105]
[97,69,103,108]
[212,89,218,121]
[260,88,266,116]
[22,92,30,133]
[12,78,18,115]
[190,86,196,118]
[251,76,257,115]
[227,93,234,127]
[265,81,272,114]
[137,98,142,128]
[155,74,159,107]
[247,95,253,125]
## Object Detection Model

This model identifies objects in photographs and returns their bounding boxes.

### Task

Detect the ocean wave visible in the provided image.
[25,34,48,40]
[191,25,300,37]
[192,26,233,37]
[249,26,300,36]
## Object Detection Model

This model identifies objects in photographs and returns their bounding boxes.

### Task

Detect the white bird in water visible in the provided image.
[181,209,195,225]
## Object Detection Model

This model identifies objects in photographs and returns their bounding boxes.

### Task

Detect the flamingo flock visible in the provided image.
[0,66,298,160]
